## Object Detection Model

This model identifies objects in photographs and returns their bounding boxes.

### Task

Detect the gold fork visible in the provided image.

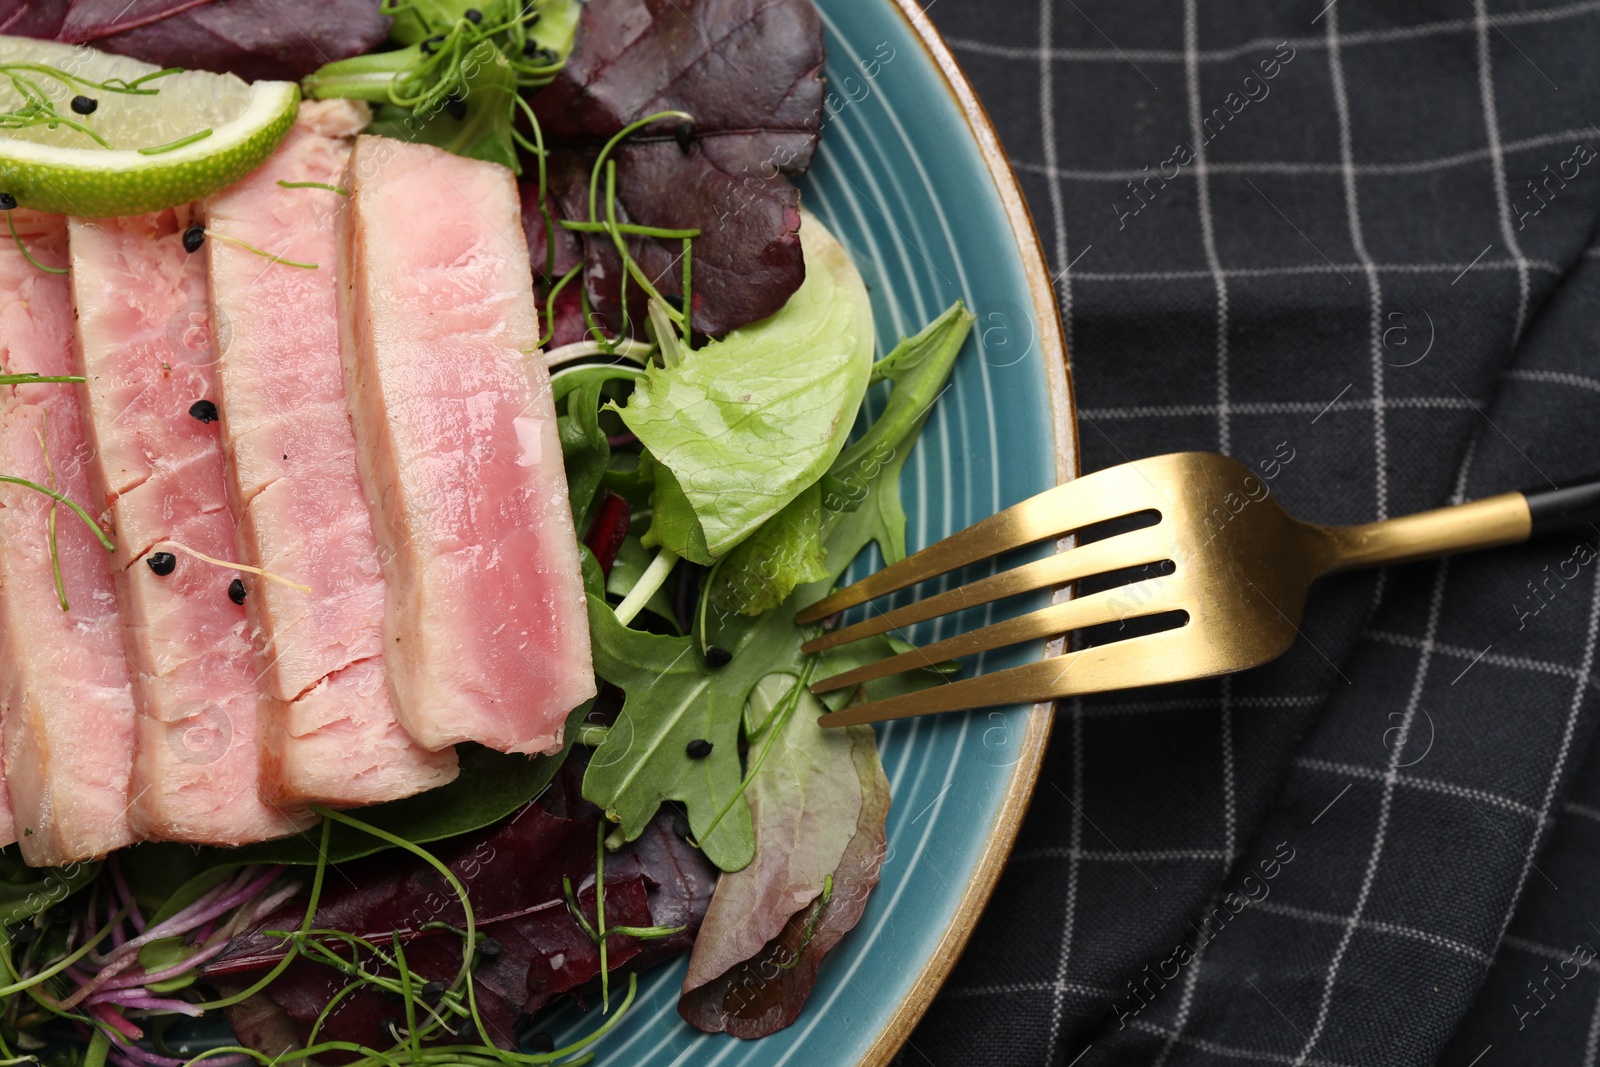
[800,451,1600,728]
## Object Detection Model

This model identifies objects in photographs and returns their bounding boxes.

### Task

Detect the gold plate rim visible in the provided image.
[857,3,1079,1065]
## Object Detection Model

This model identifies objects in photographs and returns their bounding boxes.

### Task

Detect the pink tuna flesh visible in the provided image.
[205,101,457,806]
[339,135,595,755]
[69,209,313,845]
[0,211,138,865]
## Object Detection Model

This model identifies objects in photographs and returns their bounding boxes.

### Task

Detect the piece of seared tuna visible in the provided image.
[205,101,458,806]
[69,209,312,845]
[0,210,138,864]
[338,135,594,755]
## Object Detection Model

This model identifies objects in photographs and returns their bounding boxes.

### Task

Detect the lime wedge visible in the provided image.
[0,36,299,217]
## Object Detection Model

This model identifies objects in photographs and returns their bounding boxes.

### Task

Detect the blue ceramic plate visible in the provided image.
[538,3,1075,1063]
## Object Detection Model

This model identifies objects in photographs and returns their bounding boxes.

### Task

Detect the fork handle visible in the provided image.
[1315,477,1600,574]
[1313,492,1530,574]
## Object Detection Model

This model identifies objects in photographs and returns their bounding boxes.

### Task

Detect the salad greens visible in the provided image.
[574,293,974,880]
[304,0,580,172]
[622,211,875,563]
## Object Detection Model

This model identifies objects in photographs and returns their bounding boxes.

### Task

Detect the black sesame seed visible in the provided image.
[0,193,16,211]
[421,34,445,55]
[476,936,502,958]
[228,577,246,605]
[685,738,713,759]
[454,1015,478,1040]
[188,398,218,423]
[704,645,732,668]
[182,224,205,254]
[445,93,467,121]
[70,95,98,115]
[464,7,483,22]
[523,41,557,63]
[147,552,177,577]
[675,121,694,153]
[420,980,446,1004]
[379,1017,403,1041]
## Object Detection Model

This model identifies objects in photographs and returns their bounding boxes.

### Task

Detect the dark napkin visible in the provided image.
[903,2,1600,1065]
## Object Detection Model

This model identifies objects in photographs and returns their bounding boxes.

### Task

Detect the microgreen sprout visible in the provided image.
[0,62,177,150]
[561,822,685,1014]
[150,541,312,594]
[205,231,318,270]
[0,474,113,553]
[6,210,67,275]
[276,179,350,196]
[35,410,66,612]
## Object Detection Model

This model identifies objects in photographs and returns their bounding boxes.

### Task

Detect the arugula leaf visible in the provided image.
[623,212,874,561]
[582,551,759,871]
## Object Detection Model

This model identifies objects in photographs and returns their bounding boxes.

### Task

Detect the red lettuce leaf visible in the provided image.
[678,717,889,1038]
[208,762,716,1057]
[4,0,389,82]
[527,0,825,338]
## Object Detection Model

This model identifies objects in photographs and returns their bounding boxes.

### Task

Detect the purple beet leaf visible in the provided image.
[527,0,825,338]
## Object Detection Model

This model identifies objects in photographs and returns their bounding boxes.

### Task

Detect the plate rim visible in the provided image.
[857,4,1079,1065]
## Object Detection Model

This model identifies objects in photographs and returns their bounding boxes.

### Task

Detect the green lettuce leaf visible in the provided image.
[626,211,874,562]
[713,300,976,614]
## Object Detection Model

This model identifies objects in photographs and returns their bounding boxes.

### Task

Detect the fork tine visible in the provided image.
[819,627,1202,727]
[793,462,1166,625]
[809,580,1186,695]
[801,525,1172,653]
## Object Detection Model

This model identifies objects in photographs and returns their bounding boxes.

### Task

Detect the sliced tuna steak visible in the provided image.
[205,101,458,805]
[0,211,137,864]
[339,135,594,755]
[69,209,312,845]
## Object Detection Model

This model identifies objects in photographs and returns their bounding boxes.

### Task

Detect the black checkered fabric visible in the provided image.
[904,2,1600,1065]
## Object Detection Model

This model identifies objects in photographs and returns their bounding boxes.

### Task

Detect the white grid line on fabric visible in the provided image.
[1502,934,1600,970]
[1296,757,1542,819]
[1493,570,1600,950]
[1504,368,1600,394]
[1079,694,1329,717]
[1292,461,1457,1065]
[1474,1,1534,347]
[1068,259,1562,282]
[1251,900,1493,963]
[1010,128,1600,181]
[938,979,1118,1001]
[1584,979,1600,1067]
[1181,0,1233,457]
[945,0,1600,64]
[1077,396,1483,421]
[1364,628,1594,682]
[1222,676,1239,856]
[1012,846,1235,863]
[1042,697,1087,1066]
[1152,9,1233,1061]
[1130,1019,1363,1067]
